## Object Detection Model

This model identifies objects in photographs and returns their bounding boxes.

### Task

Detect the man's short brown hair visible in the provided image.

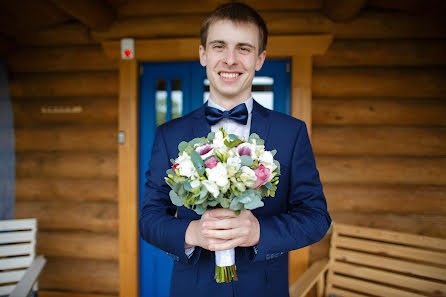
[200,2,268,54]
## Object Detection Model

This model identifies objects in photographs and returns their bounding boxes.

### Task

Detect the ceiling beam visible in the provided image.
[0,34,17,58]
[49,0,116,31]
[368,0,446,17]
[323,0,367,22]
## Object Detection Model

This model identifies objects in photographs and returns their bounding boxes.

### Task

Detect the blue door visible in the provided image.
[139,60,290,297]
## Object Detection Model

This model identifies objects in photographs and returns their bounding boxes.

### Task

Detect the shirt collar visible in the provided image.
[207,97,253,114]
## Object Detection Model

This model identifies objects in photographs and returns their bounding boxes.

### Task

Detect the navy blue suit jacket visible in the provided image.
[139,101,331,297]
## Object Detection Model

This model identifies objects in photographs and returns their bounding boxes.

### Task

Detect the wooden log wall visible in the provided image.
[6,0,446,296]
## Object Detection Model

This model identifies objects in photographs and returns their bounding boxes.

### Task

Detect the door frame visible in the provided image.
[101,34,333,297]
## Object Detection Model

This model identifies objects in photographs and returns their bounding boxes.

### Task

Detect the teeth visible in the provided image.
[220,72,239,79]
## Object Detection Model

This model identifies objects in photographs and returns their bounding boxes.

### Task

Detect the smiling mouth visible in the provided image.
[219,72,240,79]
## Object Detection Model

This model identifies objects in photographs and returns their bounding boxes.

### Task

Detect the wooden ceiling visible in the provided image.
[0,0,445,56]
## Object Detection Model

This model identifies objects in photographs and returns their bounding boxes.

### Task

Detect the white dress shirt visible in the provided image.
[185,97,254,258]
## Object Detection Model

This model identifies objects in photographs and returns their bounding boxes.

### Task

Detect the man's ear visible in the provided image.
[255,50,266,71]
[199,45,207,66]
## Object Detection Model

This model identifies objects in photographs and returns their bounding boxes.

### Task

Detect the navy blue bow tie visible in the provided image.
[205,103,249,125]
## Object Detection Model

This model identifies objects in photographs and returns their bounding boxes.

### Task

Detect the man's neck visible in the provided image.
[209,94,252,110]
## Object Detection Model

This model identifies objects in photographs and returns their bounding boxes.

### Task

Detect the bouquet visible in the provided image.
[165,127,280,283]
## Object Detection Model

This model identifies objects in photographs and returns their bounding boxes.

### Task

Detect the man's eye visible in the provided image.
[213,44,224,49]
[240,47,251,53]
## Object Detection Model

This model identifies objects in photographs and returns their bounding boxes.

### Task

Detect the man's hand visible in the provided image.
[185,209,260,251]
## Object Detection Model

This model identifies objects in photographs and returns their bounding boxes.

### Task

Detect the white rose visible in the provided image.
[190,179,201,189]
[226,156,241,177]
[239,166,257,188]
[202,180,220,198]
[259,151,277,172]
[176,152,198,178]
[206,162,229,187]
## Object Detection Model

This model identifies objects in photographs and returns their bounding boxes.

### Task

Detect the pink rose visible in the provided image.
[197,144,213,156]
[204,156,219,169]
[253,164,270,189]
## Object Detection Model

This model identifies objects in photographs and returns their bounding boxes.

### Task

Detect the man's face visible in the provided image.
[199,19,266,105]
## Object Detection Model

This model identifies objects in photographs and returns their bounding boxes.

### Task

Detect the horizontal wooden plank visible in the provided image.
[324,184,446,215]
[312,126,446,156]
[329,274,426,297]
[40,258,118,294]
[334,223,446,251]
[0,218,36,231]
[16,152,117,179]
[312,68,446,98]
[16,177,117,202]
[327,287,368,297]
[331,262,446,296]
[12,96,118,127]
[334,236,446,264]
[316,156,446,185]
[40,291,116,297]
[37,231,118,260]
[0,231,35,244]
[7,46,119,72]
[0,285,16,296]
[92,11,446,41]
[330,212,446,238]
[9,72,118,97]
[15,126,117,152]
[0,243,34,257]
[0,269,25,284]
[312,97,446,126]
[332,249,446,282]
[0,255,33,270]
[314,39,446,67]
[118,0,323,16]
[16,22,91,46]
[15,201,117,233]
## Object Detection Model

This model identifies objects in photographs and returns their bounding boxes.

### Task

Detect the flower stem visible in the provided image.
[215,265,238,283]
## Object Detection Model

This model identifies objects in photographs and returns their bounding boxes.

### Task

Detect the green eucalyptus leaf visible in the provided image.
[229,134,239,140]
[207,132,215,141]
[194,204,207,215]
[189,137,204,148]
[244,198,264,210]
[273,160,281,175]
[169,190,184,206]
[184,180,192,192]
[240,155,253,167]
[265,182,275,190]
[208,200,218,207]
[190,150,205,175]
[178,141,188,152]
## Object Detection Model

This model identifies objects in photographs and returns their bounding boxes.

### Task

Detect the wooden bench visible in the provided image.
[0,218,46,297]
[289,223,446,297]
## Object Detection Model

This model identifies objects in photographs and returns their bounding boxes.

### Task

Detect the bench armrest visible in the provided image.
[289,259,329,297]
[10,255,46,297]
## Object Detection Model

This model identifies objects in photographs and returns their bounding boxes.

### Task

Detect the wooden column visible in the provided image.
[291,55,313,136]
[118,59,138,297]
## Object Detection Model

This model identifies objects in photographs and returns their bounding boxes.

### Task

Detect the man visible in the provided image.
[139,3,331,297]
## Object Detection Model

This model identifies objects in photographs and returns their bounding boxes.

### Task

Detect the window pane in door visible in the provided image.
[172,79,183,119]
[156,79,167,126]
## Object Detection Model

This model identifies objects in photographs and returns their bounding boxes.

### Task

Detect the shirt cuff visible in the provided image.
[185,246,196,258]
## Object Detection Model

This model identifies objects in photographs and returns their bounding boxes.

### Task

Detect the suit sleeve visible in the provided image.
[248,121,332,262]
[139,125,201,265]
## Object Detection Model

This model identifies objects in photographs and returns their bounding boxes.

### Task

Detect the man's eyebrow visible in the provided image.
[237,42,255,49]
[208,40,226,45]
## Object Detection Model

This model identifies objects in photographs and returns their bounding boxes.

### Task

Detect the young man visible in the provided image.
[139,3,331,297]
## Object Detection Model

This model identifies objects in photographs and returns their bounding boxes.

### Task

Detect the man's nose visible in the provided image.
[224,49,238,65]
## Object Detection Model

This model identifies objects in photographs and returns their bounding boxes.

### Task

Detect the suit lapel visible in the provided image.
[250,100,271,141]
[192,104,211,138]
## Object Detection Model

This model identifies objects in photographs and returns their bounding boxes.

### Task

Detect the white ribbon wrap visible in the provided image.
[215,248,235,267]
